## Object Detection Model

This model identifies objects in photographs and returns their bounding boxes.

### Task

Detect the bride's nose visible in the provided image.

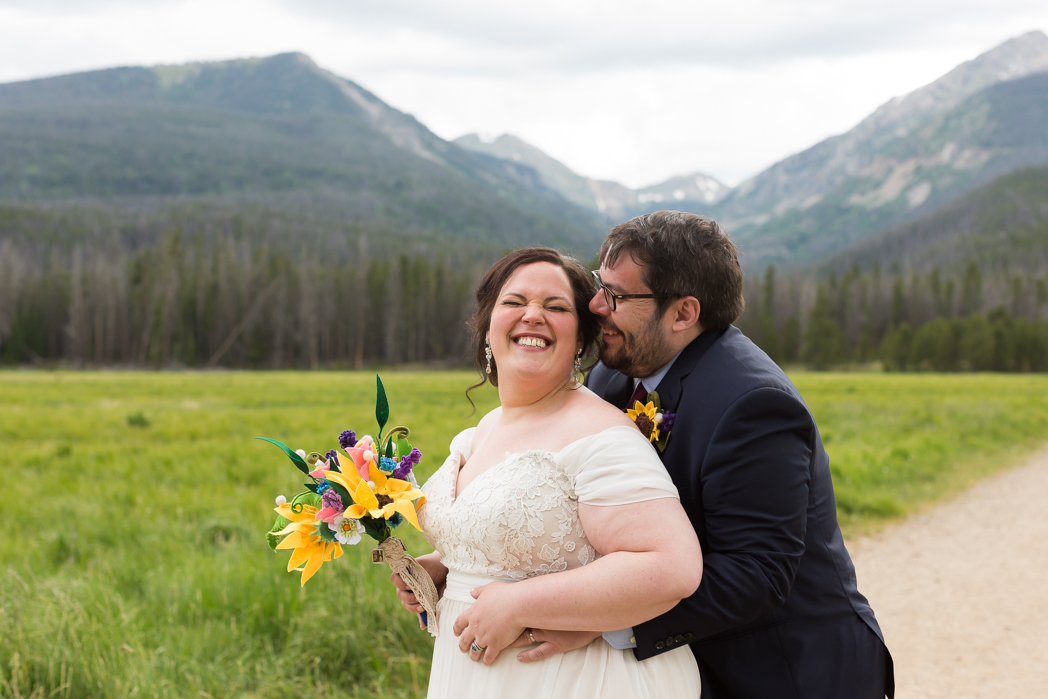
[521,302,545,323]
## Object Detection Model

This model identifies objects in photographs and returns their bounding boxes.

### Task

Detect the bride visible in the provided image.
[393,247,703,697]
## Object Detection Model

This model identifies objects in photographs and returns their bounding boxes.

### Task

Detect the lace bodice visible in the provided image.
[418,425,679,581]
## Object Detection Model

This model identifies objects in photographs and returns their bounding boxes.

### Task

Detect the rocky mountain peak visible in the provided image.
[857,30,1048,141]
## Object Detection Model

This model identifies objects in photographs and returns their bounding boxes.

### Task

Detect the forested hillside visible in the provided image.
[0,53,611,368]
[737,166,1048,372]
[3,45,1048,371]
[822,167,1048,275]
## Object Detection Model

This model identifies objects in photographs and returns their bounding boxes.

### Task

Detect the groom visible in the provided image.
[538,211,893,697]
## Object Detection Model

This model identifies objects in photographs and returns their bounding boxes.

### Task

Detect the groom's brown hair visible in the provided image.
[599,210,744,331]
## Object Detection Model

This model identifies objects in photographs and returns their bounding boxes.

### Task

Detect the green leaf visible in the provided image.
[375,374,390,435]
[317,522,337,542]
[360,516,390,544]
[290,491,322,509]
[385,438,394,459]
[266,514,290,551]
[396,437,412,459]
[255,437,310,475]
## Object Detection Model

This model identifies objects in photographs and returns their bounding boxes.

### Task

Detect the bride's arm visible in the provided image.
[454,497,702,663]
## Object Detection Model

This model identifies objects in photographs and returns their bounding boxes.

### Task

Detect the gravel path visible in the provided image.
[850,446,1048,698]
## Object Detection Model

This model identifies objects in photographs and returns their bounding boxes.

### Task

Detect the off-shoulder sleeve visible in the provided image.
[561,426,679,506]
[447,427,476,462]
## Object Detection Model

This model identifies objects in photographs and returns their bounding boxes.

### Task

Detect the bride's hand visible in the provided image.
[453,582,525,665]
[390,552,447,627]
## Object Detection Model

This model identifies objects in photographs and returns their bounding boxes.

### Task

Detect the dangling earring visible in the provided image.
[485,339,493,375]
[573,348,583,385]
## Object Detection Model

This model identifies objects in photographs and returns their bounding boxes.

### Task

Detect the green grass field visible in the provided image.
[2,371,1047,698]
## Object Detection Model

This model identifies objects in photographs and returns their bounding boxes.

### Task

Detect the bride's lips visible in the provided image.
[511,333,552,349]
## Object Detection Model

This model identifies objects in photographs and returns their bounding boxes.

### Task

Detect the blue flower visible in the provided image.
[316,481,332,494]
[388,513,404,528]
[379,456,398,474]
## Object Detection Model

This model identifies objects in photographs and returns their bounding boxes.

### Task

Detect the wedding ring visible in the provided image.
[470,641,485,653]
[528,630,537,644]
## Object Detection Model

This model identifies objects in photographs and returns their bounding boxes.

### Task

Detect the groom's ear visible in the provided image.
[669,297,702,333]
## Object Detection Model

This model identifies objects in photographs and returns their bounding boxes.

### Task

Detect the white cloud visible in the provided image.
[0,0,1046,187]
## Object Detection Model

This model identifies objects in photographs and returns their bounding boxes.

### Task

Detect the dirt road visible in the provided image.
[850,446,1048,698]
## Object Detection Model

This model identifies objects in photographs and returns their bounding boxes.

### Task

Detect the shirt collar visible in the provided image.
[633,348,685,395]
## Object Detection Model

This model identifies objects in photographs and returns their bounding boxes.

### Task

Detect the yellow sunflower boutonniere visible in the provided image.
[626,390,675,452]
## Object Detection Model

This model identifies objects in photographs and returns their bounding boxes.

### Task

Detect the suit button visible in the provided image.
[655,641,665,650]
[675,635,684,643]
[665,636,675,645]
[683,633,693,641]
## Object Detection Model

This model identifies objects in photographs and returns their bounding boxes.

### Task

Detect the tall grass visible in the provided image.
[794,373,1048,532]
[0,372,498,699]
[2,371,1047,697]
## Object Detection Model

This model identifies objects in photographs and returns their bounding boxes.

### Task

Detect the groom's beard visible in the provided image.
[599,314,672,378]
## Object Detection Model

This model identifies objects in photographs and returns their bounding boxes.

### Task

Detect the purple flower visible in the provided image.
[325,449,342,471]
[661,411,676,432]
[338,430,357,450]
[321,488,344,513]
[392,448,422,480]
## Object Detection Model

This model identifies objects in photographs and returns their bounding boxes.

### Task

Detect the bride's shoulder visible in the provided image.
[567,387,636,432]
[473,406,502,442]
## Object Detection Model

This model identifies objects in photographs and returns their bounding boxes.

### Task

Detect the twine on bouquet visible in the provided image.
[376,537,440,636]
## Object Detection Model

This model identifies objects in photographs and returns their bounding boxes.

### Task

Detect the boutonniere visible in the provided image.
[626,390,675,452]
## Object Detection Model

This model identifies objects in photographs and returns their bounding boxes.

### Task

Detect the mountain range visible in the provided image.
[453,133,730,220]
[716,30,1048,268]
[0,52,604,256]
[1,31,1047,273]
[457,31,1048,270]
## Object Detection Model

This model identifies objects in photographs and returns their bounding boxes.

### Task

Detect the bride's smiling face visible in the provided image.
[488,262,582,387]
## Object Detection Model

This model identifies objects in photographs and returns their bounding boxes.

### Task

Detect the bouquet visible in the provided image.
[258,375,440,635]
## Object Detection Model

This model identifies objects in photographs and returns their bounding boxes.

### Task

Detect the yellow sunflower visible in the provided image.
[322,457,426,532]
[272,501,343,586]
[627,400,661,443]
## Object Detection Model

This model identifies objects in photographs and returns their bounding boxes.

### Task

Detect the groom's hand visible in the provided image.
[510,629,602,663]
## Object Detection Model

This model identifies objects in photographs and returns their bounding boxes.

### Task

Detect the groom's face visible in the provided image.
[589,255,674,378]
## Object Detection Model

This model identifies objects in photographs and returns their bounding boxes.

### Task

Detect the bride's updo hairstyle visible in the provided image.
[467,247,601,402]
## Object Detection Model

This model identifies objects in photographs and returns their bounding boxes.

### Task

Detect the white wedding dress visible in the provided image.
[418,424,701,698]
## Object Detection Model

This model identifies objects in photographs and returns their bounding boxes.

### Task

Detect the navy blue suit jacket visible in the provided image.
[587,327,894,698]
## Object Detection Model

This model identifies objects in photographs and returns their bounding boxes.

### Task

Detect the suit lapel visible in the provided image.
[655,327,725,413]
[603,371,636,410]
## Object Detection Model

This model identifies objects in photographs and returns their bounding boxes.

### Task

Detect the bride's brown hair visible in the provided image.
[466,247,601,404]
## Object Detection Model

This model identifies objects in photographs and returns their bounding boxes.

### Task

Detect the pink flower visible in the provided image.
[314,488,346,523]
[308,459,331,479]
[343,435,376,480]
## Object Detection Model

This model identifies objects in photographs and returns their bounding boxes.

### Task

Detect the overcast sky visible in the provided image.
[1,1,1046,188]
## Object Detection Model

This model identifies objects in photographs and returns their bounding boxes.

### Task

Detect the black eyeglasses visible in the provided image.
[591,271,669,312]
